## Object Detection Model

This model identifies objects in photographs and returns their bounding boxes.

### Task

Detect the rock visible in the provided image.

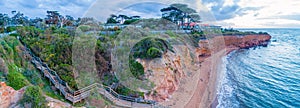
[0,82,25,108]
[0,58,8,76]
[141,51,186,102]
[223,34,271,49]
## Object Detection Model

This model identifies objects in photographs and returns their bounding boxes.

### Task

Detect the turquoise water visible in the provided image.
[217,29,300,108]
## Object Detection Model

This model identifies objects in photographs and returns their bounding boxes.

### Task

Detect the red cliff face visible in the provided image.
[197,34,271,61]
[143,34,271,103]
[223,34,271,49]
[0,82,25,108]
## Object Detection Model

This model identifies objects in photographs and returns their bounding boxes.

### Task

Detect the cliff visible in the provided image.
[142,34,271,103]
[197,34,271,62]
[0,82,25,108]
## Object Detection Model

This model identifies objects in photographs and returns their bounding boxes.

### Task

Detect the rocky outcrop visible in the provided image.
[197,34,271,61]
[141,51,185,102]
[0,82,25,108]
[223,34,271,49]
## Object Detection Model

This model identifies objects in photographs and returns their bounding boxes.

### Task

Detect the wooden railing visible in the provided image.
[18,37,157,107]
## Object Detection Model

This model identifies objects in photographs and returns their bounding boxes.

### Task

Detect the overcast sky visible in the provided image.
[1,0,299,28]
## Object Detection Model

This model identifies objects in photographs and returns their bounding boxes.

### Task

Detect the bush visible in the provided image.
[147,47,162,58]
[7,68,28,90]
[129,59,145,79]
[124,19,139,25]
[22,69,43,86]
[0,27,4,33]
[131,37,172,59]
[6,26,16,32]
[6,64,28,90]
[20,86,47,108]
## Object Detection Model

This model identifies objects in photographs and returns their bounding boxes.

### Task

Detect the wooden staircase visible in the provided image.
[19,37,157,107]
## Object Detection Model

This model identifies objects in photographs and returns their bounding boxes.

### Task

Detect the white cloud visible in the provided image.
[1,0,299,28]
[220,0,300,28]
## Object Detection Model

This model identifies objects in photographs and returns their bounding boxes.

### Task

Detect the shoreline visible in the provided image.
[150,34,271,107]
[184,34,271,108]
[210,47,239,108]
[184,46,239,108]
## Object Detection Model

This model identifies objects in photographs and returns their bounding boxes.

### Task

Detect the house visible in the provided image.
[199,24,222,31]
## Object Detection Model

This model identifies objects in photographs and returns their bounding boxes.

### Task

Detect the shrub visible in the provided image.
[129,59,145,79]
[20,86,47,108]
[6,26,16,32]
[147,47,162,58]
[22,69,43,86]
[131,37,172,59]
[7,66,28,90]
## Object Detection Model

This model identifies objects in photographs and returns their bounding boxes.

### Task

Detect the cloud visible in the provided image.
[18,0,39,9]
[0,1,4,6]
[0,0,299,28]
[84,0,203,22]
[279,15,300,21]
[0,0,96,18]
[117,2,167,18]
[201,0,243,20]
[236,6,263,16]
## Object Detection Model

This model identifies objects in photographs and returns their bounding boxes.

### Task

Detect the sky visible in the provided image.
[0,0,300,28]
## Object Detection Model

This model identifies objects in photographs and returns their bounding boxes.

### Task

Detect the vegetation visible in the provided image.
[0,36,29,90]
[115,85,144,98]
[0,35,65,101]
[20,86,47,108]
[22,69,43,86]
[161,3,200,23]
[131,37,173,59]
[18,26,77,88]
[123,19,140,25]
[129,37,174,79]
[221,28,268,35]
[7,65,29,90]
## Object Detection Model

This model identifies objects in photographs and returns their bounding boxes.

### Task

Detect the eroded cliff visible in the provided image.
[141,34,271,102]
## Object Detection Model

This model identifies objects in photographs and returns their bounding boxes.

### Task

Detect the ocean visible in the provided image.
[217,28,300,108]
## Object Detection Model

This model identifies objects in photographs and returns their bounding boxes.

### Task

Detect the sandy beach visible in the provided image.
[184,47,238,108]
[157,34,271,108]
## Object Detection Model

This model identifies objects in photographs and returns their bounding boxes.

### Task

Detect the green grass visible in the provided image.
[7,64,29,90]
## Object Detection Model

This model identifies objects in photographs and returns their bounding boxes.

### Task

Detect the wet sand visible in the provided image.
[184,47,239,108]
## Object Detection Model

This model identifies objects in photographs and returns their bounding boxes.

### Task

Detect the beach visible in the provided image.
[184,46,238,108]
[159,35,271,108]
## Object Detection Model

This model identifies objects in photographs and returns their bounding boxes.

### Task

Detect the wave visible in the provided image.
[216,29,300,108]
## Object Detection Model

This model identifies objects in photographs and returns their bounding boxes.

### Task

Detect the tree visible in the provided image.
[117,15,130,24]
[0,13,9,26]
[106,14,118,23]
[45,11,70,27]
[12,11,28,25]
[160,3,200,23]
[106,15,117,24]
[170,3,196,14]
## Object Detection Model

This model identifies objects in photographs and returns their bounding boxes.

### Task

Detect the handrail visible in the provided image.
[18,36,157,106]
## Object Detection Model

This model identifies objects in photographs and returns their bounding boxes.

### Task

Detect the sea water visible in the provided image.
[217,28,300,108]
